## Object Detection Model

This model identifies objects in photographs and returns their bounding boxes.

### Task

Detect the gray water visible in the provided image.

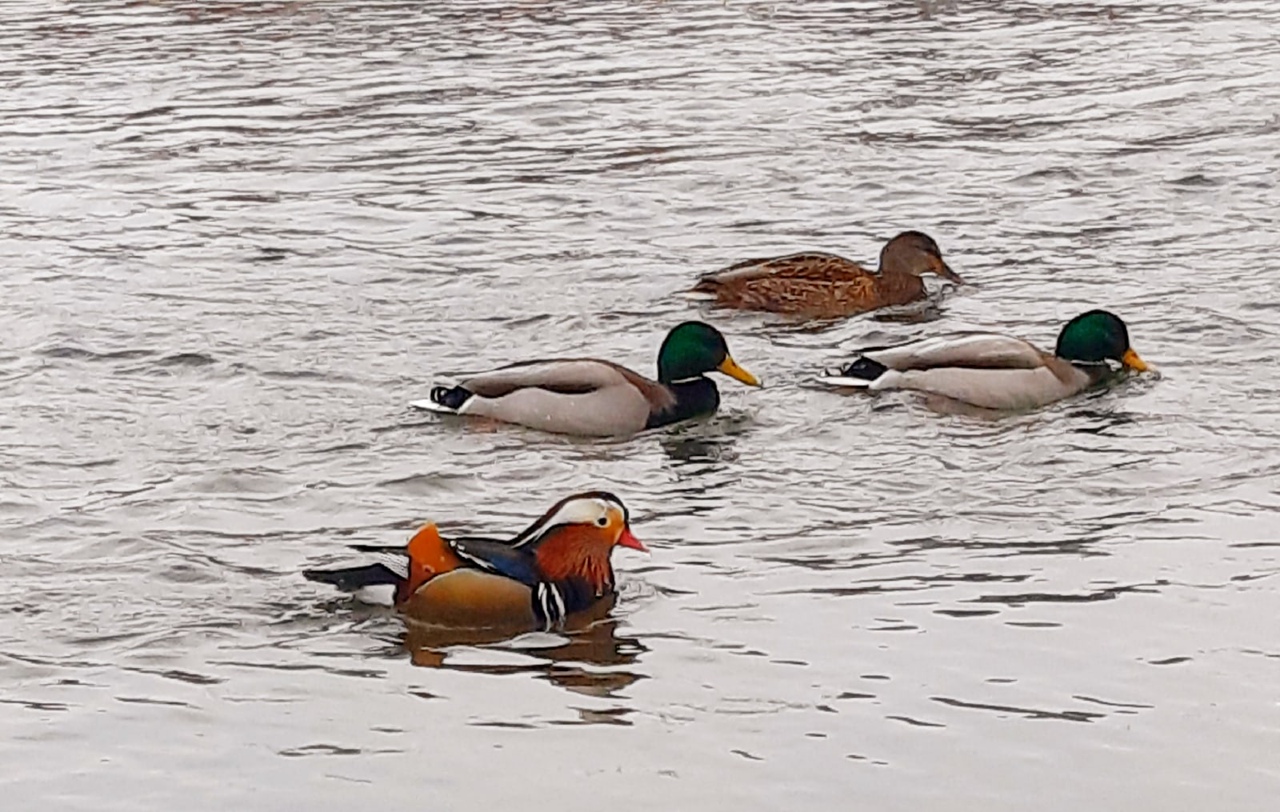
[3,1,1279,809]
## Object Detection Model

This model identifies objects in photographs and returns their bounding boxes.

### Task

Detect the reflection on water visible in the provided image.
[4,0,1280,809]
[405,616,647,702]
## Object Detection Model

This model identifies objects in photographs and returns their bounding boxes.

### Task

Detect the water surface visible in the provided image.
[2,1,1279,809]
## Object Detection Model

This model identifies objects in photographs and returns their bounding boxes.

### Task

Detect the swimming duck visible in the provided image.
[411,321,761,437]
[819,309,1152,410]
[304,491,646,630]
[691,231,963,319]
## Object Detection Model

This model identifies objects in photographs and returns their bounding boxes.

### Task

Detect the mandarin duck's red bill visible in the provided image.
[303,491,644,631]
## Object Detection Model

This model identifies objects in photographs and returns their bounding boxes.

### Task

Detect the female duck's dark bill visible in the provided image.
[718,356,761,387]
[937,259,964,284]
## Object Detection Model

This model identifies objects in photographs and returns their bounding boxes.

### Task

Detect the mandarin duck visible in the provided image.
[304,492,646,630]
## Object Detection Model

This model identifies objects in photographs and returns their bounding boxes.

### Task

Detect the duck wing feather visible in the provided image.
[863,333,1048,371]
[695,252,870,288]
[457,359,674,437]
[461,359,633,397]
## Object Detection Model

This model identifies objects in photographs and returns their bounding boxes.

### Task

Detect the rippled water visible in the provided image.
[3,0,1280,808]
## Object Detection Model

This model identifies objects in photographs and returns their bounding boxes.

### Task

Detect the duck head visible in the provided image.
[1055,310,1150,371]
[656,321,761,386]
[880,231,963,284]
[515,492,647,588]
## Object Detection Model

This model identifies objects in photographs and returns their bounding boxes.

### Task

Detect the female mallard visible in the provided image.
[411,321,761,437]
[304,491,646,630]
[820,310,1152,410]
[691,230,963,318]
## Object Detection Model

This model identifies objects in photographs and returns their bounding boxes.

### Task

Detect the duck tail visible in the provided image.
[303,563,404,592]
[305,523,456,604]
[409,385,473,414]
[818,356,888,388]
[690,276,721,294]
[431,385,472,410]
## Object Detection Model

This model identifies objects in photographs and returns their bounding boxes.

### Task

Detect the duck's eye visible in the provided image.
[595,516,608,527]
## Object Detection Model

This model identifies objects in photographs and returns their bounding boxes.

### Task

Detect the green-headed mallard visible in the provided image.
[691,230,963,319]
[304,491,646,631]
[411,321,761,437]
[820,310,1152,410]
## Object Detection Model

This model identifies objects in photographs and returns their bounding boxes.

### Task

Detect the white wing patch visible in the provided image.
[353,584,396,606]
[409,399,458,414]
[817,374,875,389]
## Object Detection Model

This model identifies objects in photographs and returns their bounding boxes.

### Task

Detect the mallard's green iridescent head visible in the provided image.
[656,321,761,386]
[1055,310,1149,371]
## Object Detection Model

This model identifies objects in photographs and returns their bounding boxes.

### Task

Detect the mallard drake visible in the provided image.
[819,309,1152,410]
[410,321,761,437]
[691,231,963,318]
[304,491,646,630]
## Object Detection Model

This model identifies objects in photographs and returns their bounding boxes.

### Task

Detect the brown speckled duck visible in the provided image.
[692,231,963,319]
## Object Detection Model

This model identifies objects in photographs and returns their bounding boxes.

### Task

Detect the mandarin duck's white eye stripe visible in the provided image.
[548,498,613,526]
[513,496,617,547]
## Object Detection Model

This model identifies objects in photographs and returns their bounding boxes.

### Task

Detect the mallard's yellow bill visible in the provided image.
[1121,348,1150,372]
[718,356,761,387]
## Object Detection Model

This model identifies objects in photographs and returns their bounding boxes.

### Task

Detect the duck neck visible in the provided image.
[533,530,618,603]
[874,266,926,303]
[647,376,719,429]
[1068,360,1116,385]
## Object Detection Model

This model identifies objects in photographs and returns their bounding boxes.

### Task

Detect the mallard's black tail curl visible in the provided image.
[838,356,888,381]
[430,385,473,411]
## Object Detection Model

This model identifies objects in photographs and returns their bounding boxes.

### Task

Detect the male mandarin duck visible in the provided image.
[820,309,1153,410]
[304,492,646,630]
[410,321,761,437]
[692,230,963,319]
